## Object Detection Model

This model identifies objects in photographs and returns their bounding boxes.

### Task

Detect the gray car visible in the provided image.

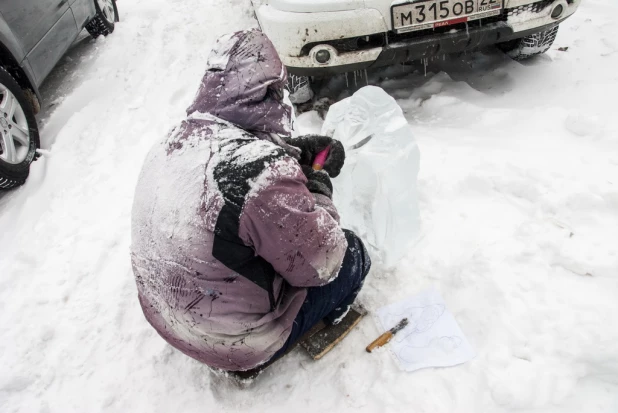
[0,0,119,189]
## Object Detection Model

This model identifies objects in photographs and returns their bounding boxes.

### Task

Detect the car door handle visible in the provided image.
[59,0,68,8]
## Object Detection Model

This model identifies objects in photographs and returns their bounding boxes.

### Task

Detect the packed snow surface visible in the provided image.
[1,0,617,412]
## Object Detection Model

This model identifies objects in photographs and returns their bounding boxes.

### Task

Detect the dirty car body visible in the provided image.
[0,0,119,190]
[252,0,581,76]
[0,0,116,102]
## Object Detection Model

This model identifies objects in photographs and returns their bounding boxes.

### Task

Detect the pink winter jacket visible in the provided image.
[130,30,347,371]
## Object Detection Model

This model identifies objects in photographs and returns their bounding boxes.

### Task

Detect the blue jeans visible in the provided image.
[272,229,371,359]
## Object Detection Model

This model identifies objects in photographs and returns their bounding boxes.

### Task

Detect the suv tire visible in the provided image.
[86,0,119,38]
[0,67,39,190]
[287,74,314,105]
[498,26,559,61]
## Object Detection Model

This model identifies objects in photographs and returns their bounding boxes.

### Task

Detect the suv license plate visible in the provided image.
[392,0,503,33]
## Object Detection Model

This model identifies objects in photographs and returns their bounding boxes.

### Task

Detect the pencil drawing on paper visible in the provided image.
[383,303,446,342]
[382,303,468,362]
[376,289,476,372]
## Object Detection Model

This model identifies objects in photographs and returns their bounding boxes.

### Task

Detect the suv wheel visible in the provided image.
[85,0,119,38]
[498,26,559,61]
[0,67,39,190]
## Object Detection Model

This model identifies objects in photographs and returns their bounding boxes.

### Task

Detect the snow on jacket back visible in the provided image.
[130,30,347,371]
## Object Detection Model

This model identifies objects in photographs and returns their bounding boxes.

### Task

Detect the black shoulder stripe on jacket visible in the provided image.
[212,137,287,310]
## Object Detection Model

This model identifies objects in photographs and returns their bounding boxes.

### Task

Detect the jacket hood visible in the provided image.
[187,30,292,137]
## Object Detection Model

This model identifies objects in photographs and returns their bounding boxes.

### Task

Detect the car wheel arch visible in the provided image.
[0,42,41,115]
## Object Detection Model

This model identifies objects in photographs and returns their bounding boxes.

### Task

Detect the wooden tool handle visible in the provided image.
[366,331,394,353]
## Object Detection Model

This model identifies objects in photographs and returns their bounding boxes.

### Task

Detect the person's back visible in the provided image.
[130,30,351,371]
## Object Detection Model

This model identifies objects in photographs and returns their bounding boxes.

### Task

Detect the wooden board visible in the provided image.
[299,308,364,360]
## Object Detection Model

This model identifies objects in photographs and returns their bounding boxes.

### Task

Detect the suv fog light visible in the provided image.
[551,4,564,19]
[315,49,331,64]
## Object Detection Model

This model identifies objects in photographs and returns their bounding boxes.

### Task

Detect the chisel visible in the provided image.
[366,318,409,353]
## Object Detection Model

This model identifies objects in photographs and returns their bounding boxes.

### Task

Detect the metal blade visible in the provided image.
[349,134,374,150]
[390,318,409,335]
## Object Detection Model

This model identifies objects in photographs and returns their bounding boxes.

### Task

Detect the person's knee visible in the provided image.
[342,229,371,279]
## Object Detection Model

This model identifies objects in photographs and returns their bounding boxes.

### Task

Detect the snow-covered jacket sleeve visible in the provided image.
[238,159,348,288]
[313,193,341,223]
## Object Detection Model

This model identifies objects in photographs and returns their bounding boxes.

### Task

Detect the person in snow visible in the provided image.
[130,29,371,372]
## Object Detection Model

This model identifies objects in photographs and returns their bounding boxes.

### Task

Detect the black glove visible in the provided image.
[301,166,333,199]
[291,135,345,178]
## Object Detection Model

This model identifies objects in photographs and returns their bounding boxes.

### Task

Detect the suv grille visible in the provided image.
[506,0,554,16]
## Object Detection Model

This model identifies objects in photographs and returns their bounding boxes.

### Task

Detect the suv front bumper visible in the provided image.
[255,0,581,75]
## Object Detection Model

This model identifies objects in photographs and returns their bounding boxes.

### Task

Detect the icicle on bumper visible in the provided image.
[322,86,421,267]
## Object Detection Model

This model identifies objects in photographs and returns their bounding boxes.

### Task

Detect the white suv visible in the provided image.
[253,0,580,78]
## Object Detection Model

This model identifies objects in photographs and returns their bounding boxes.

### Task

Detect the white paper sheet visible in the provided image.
[375,288,476,372]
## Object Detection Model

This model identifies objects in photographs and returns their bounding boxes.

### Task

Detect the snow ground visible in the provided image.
[1,0,617,412]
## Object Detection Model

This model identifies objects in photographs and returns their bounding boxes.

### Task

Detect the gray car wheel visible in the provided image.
[85,0,119,38]
[0,67,39,190]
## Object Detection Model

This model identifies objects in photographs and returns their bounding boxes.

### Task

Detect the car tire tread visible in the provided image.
[85,0,119,38]
[498,25,559,61]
